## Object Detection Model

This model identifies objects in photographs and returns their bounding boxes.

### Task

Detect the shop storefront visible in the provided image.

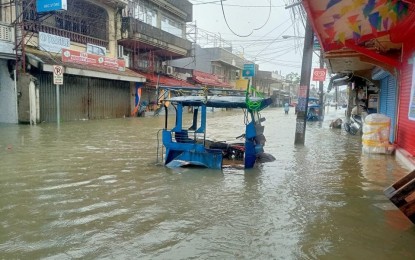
[22,49,145,123]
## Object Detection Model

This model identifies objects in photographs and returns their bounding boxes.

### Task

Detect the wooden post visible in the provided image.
[385,170,415,224]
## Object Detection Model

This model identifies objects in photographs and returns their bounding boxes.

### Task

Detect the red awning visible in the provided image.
[25,48,146,82]
[193,70,232,88]
[138,71,194,87]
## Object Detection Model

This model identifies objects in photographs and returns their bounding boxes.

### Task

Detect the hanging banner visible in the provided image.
[409,61,415,120]
[61,48,125,71]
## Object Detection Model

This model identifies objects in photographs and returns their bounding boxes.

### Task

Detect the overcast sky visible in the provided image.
[188,0,323,77]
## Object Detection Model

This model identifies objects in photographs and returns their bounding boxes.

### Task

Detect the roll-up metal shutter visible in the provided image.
[88,78,130,120]
[37,72,130,122]
[379,78,388,115]
[386,76,397,143]
[373,69,397,143]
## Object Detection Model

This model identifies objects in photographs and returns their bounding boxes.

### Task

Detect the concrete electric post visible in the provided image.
[294,20,314,145]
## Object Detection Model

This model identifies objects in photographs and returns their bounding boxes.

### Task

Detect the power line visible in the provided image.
[219,0,272,37]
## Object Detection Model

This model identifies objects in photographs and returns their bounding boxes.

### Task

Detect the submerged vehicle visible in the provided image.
[156,88,275,169]
[307,97,320,121]
[344,104,369,135]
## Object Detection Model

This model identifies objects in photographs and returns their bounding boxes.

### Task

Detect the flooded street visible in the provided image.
[1,107,414,259]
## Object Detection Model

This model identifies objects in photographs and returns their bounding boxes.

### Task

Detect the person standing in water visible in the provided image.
[284,103,289,114]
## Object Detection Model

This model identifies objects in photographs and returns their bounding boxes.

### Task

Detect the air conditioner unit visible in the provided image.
[117,45,124,59]
[123,54,130,68]
[166,66,174,75]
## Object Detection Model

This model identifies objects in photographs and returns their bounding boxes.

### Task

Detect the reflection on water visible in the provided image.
[0,108,414,259]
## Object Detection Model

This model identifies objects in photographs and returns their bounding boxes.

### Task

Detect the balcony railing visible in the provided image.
[122,17,192,52]
[24,23,108,48]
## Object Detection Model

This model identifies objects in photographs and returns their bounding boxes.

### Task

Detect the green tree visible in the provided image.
[285,72,300,84]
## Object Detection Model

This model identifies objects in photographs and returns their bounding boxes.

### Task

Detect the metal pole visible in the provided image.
[14,70,18,123]
[56,84,60,125]
[335,85,338,110]
[318,49,324,120]
[294,20,314,145]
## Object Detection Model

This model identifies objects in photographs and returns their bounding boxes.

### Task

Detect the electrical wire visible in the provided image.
[219,0,272,37]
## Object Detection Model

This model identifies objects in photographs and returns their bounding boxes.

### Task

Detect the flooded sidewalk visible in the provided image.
[0,107,414,259]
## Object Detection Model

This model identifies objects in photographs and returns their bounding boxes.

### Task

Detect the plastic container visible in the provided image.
[362,113,391,154]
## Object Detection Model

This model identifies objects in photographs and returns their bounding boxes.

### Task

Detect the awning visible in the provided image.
[192,70,232,88]
[302,0,415,74]
[138,71,194,87]
[327,73,352,92]
[25,48,145,82]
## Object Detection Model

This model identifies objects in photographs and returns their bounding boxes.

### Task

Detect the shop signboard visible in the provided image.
[61,48,126,71]
[242,64,255,77]
[37,0,67,13]
[312,68,327,81]
[39,32,70,53]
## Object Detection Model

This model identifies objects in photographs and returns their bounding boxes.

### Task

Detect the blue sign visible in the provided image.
[37,0,67,13]
[242,64,255,77]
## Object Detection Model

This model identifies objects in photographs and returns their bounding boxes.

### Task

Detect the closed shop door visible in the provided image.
[88,78,130,119]
[37,72,130,122]
[379,78,388,115]
[379,75,397,143]
[386,76,397,142]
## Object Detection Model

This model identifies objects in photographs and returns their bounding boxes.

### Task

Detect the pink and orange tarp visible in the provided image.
[303,0,414,52]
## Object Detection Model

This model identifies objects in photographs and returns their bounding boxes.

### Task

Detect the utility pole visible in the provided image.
[294,20,314,145]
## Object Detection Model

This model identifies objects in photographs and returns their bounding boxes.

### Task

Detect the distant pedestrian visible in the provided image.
[284,103,289,114]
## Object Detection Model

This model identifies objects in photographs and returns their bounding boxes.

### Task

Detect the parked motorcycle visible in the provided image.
[344,105,369,135]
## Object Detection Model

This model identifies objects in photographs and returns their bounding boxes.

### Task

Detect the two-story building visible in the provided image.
[2,0,195,122]
[12,0,149,123]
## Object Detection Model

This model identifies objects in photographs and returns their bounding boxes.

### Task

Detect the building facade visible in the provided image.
[171,44,246,89]
[0,0,17,123]
[119,0,193,110]
[12,0,148,123]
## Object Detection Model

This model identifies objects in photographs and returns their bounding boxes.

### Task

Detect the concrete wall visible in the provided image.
[170,45,212,73]
[0,59,18,123]
[16,72,33,124]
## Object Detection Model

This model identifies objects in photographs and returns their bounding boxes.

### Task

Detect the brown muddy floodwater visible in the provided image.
[0,107,414,259]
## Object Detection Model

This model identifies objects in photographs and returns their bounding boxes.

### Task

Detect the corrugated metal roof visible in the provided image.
[138,71,194,87]
[192,70,232,88]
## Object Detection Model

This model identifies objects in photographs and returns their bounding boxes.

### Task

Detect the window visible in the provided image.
[131,2,157,27]
[87,43,106,56]
[161,15,183,38]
